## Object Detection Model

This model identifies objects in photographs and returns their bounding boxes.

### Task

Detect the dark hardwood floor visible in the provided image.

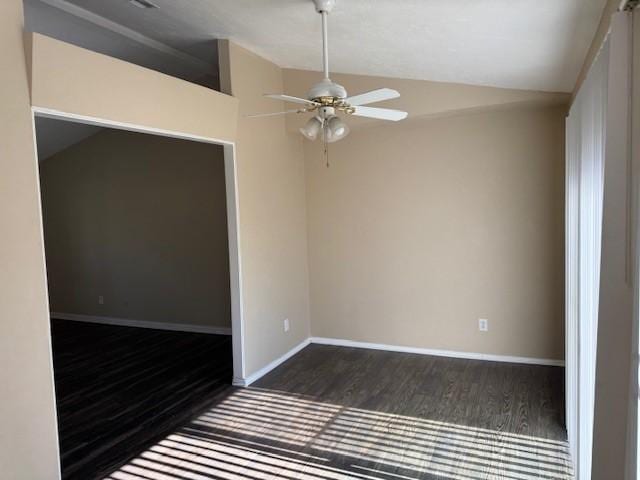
[102,343,572,480]
[51,319,233,480]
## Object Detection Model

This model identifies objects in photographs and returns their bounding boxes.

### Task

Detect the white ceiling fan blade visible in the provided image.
[246,109,305,118]
[346,88,400,106]
[264,94,319,106]
[352,106,408,121]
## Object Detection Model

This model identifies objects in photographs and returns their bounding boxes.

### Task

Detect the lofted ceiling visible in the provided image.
[51,0,607,93]
[24,0,219,88]
[35,117,102,161]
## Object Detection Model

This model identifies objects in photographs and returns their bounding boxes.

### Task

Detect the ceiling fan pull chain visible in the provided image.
[322,121,330,168]
[325,140,330,168]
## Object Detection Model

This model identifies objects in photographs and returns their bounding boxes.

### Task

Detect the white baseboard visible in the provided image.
[310,337,565,367]
[234,335,563,388]
[236,338,311,387]
[51,312,232,336]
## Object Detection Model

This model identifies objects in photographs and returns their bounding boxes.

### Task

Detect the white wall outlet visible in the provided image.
[283,318,290,332]
[98,295,104,305]
[478,318,488,332]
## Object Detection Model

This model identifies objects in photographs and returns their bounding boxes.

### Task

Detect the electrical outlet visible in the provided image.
[478,318,488,332]
[283,318,290,332]
[98,295,104,305]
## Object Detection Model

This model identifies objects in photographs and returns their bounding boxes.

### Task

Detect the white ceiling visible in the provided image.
[55,0,607,93]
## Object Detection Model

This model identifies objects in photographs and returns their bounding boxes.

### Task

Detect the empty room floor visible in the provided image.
[105,344,572,480]
[51,319,233,480]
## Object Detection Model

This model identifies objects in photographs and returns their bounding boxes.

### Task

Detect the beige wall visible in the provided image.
[1,16,312,477]
[2,27,241,479]
[284,68,568,133]
[28,33,238,144]
[0,12,575,478]
[221,41,312,377]
[40,129,231,329]
[0,1,60,478]
[303,105,566,360]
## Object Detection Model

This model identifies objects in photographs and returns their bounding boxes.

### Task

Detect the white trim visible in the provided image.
[32,107,244,371]
[236,338,312,387]
[630,12,640,480]
[36,0,212,75]
[565,93,581,469]
[33,106,245,383]
[32,107,234,146]
[224,144,246,385]
[30,111,62,480]
[235,335,565,388]
[310,337,565,367]
[52,312,232,335]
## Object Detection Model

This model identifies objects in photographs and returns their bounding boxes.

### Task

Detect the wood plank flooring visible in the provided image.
[101,343,572,480]
[51,319,233,480]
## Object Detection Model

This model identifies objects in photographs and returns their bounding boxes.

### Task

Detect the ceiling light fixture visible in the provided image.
[300,117,323,141]
[248,0,408,153]
[324,115,350,143]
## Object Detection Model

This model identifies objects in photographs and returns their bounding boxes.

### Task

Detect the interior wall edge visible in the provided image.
[225,40,312,379]
[239,338,312,387]
[217,39,233,96]
[0,0,61,478]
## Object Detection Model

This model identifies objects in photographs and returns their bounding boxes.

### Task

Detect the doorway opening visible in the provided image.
[33,112,243,479]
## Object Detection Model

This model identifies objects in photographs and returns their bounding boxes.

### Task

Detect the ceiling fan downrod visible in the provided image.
[247,0,407,147]
[307,0,347,103]
[313,0,335,79]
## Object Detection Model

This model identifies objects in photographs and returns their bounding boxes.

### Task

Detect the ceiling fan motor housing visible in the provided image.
[307,79,347,101]
[249,0,406,136]
[313,0,336,13]
[318,106,336,119]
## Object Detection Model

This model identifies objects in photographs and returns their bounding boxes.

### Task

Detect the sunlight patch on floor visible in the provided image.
[104,387,573,480]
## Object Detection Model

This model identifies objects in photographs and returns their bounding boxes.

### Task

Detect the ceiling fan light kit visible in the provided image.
[324,115,350,143]
[248,0,407,147]
[300,116,323,141]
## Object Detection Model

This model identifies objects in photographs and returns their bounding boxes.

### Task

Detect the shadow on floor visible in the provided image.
[51,319,233,480]
[104,344,572,480]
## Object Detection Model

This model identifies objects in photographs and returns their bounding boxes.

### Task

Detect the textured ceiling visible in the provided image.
[59,0,607,93]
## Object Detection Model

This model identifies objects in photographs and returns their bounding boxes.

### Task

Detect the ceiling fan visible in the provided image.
[248,0,408,144]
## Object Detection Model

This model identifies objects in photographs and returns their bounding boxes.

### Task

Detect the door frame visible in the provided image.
[30,105,247,386]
